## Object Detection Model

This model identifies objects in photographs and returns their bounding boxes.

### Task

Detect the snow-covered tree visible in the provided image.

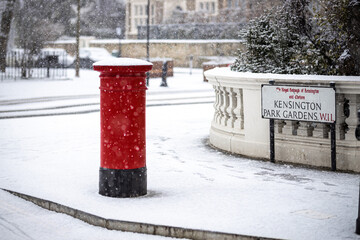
[231,4,310,74]
[12,0,67,77]
[313,0,360,75]
[232,0,360,75]
[14,0,69,55]
[348,0,360,75]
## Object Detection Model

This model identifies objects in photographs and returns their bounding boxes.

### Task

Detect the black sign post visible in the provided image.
[269,80,275,163]
[270,118,275,163]
[356,109,360,235]
[357,182,360,234]
[330,82,336,171]
[330,123,336,171]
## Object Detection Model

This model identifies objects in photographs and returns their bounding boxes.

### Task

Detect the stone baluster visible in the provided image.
[344,94,360,141]
[217,86,225,125]
[213,86,221,125]
[226,87,237,128]
[297,122,314,137]
[220,86,230,126]
[275,120,286,134]
[335,94,347,140]
[233,88,244,130]
[282,121,299,135]
[312,123,330,139]
[281,121,292,135]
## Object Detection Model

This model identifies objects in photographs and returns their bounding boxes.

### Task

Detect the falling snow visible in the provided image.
[0,68,359,240]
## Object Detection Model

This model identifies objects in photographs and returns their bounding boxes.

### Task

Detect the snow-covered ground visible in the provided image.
[0,68,359,240]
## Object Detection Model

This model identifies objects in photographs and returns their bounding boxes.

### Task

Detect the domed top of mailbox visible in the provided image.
[93,58,153,73]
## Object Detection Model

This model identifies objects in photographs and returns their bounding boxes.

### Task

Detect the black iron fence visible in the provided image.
[0,50,71,81]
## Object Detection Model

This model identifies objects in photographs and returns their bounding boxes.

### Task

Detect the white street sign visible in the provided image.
[261,85,336,123]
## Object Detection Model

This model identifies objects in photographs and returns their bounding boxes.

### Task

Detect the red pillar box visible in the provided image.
[93,58,152,198]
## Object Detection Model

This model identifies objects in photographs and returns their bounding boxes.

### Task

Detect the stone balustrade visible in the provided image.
[204,67,360,172]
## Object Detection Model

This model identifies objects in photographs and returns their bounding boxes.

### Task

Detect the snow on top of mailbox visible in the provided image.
[93,58,152,67]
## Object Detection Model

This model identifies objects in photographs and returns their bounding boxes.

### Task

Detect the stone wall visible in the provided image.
[46,39,243,68]
[205,67,360,172]
[90,39,242,68]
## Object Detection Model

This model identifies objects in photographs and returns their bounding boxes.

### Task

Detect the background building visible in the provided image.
[125,0,282,39]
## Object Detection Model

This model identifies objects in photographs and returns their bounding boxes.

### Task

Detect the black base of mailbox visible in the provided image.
[99,167,147,198]
[356,218,360,234]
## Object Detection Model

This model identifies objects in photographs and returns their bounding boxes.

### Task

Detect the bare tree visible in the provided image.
[0,0,15,72]
[14,0,64,78]
[79,0,125,38]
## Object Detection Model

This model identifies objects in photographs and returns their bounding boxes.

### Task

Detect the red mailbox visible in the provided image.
[93,58,152,197]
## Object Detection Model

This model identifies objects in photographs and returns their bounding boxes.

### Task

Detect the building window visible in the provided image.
[197,1,217,13]
[227,0,232,8]
[135,5,138,16]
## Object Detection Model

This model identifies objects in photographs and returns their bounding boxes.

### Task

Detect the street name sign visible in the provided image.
[261,85,336,123]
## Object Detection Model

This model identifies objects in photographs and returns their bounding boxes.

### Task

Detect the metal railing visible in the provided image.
[0,51,70,81]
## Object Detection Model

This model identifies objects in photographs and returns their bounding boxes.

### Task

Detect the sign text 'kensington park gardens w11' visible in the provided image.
[261,85,336,123]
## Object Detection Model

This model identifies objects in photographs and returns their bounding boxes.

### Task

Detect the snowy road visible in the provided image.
[0,91,214,119]
[0,68,214,119]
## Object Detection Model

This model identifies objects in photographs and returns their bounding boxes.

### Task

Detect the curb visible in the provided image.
[2,188,281,240]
